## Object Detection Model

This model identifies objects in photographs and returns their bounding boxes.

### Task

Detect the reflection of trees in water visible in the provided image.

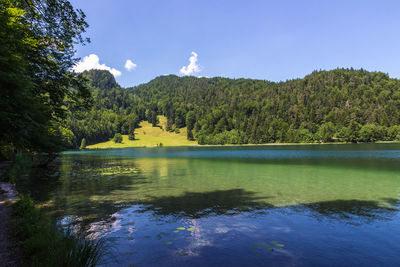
[138,189,399,224]
[293,198,399,224]
[42,188,400,237]
[139,189,273,218]
[16,162,62,202]
[20,155,400,236]
[20,157,150,234]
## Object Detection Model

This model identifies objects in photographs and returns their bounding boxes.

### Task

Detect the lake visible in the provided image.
[19,144,400,266]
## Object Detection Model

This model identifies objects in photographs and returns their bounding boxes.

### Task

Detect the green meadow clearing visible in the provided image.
[86,116,197,149]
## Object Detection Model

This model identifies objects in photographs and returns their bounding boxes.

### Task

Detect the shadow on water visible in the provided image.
[17,146,400,239]
[16,164,62,202]
[19,163,400,229]
[291,198,399,224]
[138,189,274,218]
[137,190,399,224]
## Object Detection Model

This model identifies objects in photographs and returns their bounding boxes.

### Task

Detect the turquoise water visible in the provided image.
[21,144,400,266]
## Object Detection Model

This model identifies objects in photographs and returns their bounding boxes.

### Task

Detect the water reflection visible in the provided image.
[139,189,273,218]
[293,199,399,224]
[18,144,400,266]
[21,147,400,227]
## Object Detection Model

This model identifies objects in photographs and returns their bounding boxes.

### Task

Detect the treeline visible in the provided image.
[64,68,400,147]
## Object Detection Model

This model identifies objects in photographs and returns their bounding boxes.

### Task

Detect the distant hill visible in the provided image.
[64,68,400,148]
[82,69,119,91]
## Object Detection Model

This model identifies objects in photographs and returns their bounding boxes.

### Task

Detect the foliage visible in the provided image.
[128,131,135,141]
[187,129,194,141]
[82,69,117,90]
[113,133,123,143]
[318,122,336,142]
[80,138,87,150]
[0,142,15,161]
[0,0,91,152]
[2,152,32,183]
[64,68,400,146]
[126,69,400,144]
[11,195,106,267]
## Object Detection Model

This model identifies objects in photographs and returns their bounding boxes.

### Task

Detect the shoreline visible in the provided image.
[80,141,400,151]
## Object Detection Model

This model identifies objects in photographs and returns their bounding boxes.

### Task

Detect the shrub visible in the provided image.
[113,133,123,143]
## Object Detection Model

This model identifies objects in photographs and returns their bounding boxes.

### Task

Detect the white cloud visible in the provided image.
[179,51,200,75]
[72,54,121,77]
[124,59,137,71]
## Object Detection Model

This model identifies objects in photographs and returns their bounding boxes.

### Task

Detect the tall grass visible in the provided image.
[12,195,107,267]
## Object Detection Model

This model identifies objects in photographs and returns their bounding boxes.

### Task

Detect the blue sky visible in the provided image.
[70,0,400,87]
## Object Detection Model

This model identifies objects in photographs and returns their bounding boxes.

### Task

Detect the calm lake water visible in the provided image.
[20,144,400,266]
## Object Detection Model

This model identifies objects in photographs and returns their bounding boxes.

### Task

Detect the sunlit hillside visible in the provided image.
[86,116,197,149]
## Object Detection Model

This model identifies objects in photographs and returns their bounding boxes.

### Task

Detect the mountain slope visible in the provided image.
[64,68,400,147]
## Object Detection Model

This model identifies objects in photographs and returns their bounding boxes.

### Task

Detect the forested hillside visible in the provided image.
[64,68,400,147]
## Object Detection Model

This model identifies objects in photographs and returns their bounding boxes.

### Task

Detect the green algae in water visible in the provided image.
[176,227,186,230]
[186,228,196,231]
[271,241,285,247]
[163,241,173,245]
[173,230,179,233]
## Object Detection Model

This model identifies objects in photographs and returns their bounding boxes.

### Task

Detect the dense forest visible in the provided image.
[63,68,400,148]
[0,0,91,159]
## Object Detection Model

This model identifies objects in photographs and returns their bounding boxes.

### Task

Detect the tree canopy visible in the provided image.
[64,68,400,147]
[0,0,90,153]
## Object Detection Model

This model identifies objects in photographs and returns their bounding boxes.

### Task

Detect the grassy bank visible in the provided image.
[11,195,106,266]
[86,116,400,149]
[87,116,196,149]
